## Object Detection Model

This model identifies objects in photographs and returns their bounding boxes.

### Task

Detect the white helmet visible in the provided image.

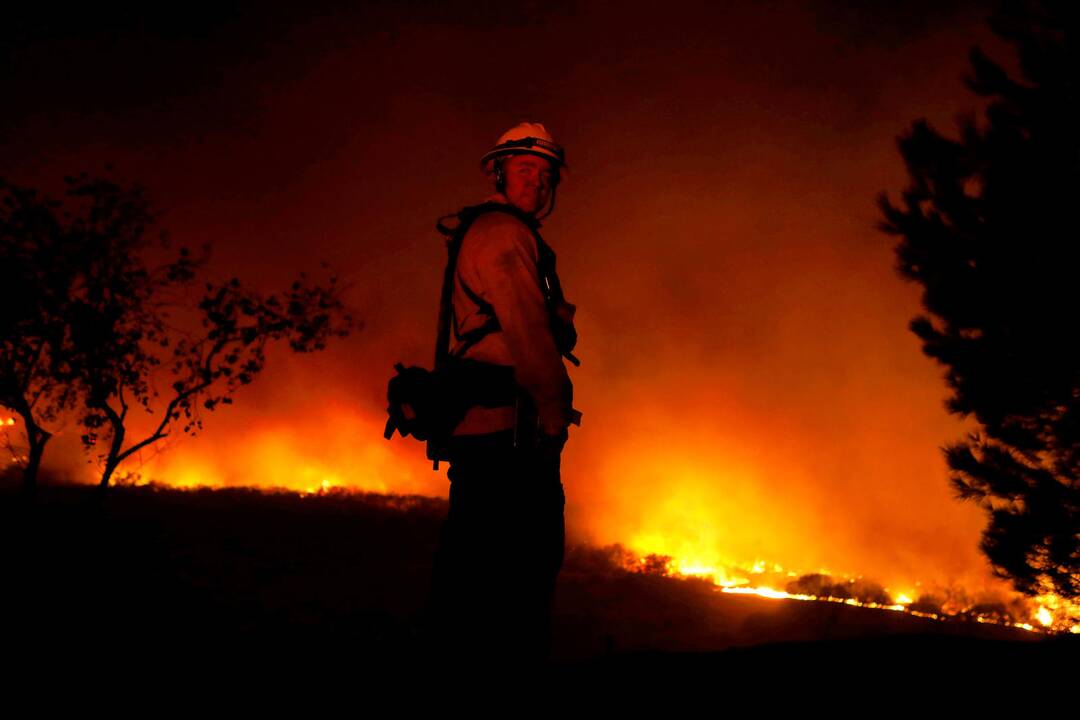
[480,121,567,173]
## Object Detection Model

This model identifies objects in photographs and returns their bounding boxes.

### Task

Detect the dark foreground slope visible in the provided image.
[1,481,1073,687]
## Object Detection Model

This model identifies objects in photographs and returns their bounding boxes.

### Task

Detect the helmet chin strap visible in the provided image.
[537,183,558,221]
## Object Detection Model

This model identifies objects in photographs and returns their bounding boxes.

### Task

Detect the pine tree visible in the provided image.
[878,0,1078,601]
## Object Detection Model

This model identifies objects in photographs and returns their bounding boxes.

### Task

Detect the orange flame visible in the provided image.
[54,403,1078,635]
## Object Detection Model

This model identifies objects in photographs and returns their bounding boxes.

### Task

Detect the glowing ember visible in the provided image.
[724,586,800,600]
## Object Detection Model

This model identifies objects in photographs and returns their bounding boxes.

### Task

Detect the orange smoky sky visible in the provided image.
[2,1,1018,596]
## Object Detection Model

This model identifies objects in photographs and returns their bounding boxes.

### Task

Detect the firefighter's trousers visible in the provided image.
[423,428,566,667]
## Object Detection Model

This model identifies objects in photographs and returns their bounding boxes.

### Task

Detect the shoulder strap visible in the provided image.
[433,202,507,369]
[433,201,576,369]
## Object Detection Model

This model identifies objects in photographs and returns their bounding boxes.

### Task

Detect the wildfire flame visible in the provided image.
[615,549,1078,634]
[6,407,1077,634]
[3,416,27,466]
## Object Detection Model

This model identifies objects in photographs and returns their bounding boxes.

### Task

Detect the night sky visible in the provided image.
[2,1,1018,598]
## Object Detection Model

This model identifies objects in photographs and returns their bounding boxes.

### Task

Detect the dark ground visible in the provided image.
[2,479,1074,695]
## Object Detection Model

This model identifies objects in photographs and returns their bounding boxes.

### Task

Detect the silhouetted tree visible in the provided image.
[56,175,357,489]
[62,178,354,490]
[878,0,1078,601]
[0,175,146,493]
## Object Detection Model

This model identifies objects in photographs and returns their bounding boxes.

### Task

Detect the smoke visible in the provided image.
[3,1,1020,599]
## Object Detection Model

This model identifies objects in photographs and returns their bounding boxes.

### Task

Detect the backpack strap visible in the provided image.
[450,277,500,359]
[533,233,579,367]
[435,202,525,368]
[433,200,580,369]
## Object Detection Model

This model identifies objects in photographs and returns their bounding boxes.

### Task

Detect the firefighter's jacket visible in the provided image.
[449,193,574,437]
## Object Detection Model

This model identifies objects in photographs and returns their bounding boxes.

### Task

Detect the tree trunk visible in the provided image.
[99,460,119,489]
[20,423,50,499]
[99,419,125,489]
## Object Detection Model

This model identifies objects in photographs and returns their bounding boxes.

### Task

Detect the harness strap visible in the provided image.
[434,201,540,369]
[437,201,579,366]
[451,279,500,359]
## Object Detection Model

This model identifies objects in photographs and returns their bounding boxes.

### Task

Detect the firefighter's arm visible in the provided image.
[467,214,572,435]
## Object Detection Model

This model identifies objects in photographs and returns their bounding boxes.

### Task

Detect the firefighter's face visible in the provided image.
[501,154,554,216]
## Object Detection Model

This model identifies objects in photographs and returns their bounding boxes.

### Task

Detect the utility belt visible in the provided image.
[384,356,579,470]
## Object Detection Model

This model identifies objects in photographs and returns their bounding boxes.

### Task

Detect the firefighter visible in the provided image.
[421,122,579,668]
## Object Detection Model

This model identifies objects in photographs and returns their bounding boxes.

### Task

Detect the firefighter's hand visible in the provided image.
[538,425,569,455]
[551,300,577,354]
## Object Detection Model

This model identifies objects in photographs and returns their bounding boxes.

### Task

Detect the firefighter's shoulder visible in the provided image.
[462,211,538,264]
